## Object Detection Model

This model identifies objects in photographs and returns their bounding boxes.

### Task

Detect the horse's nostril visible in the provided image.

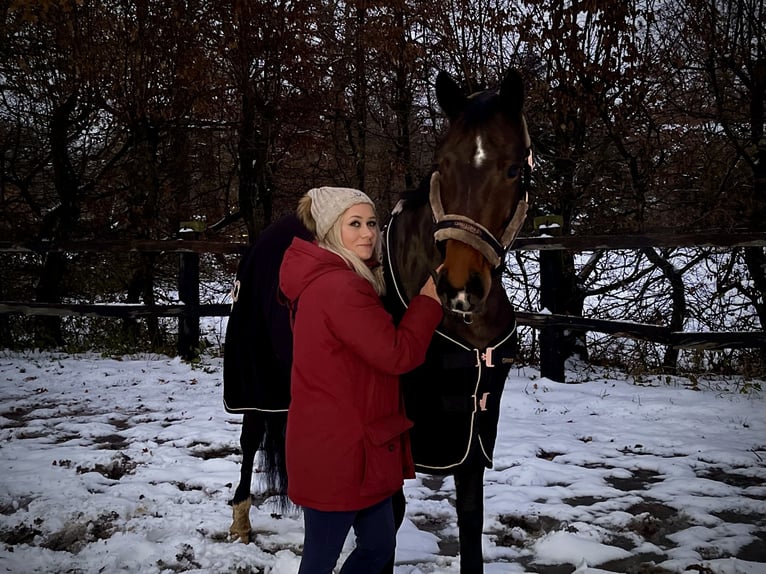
[438,268,490,315]
[449,291,474,313]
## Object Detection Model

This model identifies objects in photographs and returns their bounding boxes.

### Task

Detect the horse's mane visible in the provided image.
[398,166,436,209]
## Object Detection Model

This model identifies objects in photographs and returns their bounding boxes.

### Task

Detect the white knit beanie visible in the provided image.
[307,186,375,241]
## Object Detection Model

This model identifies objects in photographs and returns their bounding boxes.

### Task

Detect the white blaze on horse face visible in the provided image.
[473,135,487,167]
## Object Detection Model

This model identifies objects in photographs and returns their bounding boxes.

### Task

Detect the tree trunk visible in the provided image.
[392,5,415,197]
[125,118,161,346]
[35,94,81,347]
[238,94,255,241]
[743,246,766,364]
[238,90,275,242]
[750,57,766,231]
[124,253,161,347]
[353,1,367,190]
[643,247,686,373]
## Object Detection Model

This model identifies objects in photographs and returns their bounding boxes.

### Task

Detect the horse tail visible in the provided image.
[260,411,291,511]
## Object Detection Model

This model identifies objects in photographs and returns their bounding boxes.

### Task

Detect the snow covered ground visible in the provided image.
[0,351,764,573]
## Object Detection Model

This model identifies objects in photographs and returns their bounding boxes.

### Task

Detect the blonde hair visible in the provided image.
[297,194,386,296]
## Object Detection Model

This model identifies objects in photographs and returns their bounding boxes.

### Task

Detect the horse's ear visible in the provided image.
[435,71,467,120]
[498,68,524,115]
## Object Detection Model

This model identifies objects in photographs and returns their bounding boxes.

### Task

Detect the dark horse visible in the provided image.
[224,67,531,574]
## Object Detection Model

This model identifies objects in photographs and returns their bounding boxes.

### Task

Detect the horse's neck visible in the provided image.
[388,203,437,299]
[388,202,516,350]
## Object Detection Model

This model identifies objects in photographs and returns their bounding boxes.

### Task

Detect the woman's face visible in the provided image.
[340,203,378,261]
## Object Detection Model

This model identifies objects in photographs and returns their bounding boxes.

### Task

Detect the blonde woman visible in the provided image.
[279,187,442,573]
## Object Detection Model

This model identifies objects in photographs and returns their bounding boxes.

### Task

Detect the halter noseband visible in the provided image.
[429,153,531,268]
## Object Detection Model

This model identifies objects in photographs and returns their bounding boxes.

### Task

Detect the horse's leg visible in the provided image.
[454,465,485,574]
[230,411,264,543]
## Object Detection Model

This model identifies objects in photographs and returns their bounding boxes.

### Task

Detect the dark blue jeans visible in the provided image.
[298,497,396,574]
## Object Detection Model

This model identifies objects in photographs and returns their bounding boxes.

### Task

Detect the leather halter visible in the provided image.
[384,211,518,369]
[428,150,532,268]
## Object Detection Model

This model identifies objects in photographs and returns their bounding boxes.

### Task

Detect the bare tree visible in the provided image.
[658,0,765,364]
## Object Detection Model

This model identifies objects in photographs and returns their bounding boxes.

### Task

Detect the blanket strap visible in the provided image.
[441,345,516,370]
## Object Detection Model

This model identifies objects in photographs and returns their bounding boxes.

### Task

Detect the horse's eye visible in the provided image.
[507,165,521,179]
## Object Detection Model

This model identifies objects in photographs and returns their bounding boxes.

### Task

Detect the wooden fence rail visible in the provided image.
[1,231,764,371]
[1,302,762,352]
[512,231,766,251]
[514,311,766,350]
[0,302,231,319]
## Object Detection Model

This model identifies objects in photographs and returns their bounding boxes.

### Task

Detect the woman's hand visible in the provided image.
[419,265,443,303]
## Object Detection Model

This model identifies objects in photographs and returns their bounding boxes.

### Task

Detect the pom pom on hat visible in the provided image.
[306,186,375,241]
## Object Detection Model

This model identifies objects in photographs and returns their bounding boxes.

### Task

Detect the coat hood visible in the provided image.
[279,237,350,304]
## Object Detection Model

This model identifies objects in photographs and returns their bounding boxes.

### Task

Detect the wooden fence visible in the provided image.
[1,230,764,379]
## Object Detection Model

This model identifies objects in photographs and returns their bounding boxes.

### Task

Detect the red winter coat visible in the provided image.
[279,238,442,511]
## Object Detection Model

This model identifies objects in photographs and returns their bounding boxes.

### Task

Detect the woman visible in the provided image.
[279,186,443,574]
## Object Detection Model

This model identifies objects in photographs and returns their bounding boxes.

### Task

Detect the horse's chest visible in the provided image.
[401,329,517,473]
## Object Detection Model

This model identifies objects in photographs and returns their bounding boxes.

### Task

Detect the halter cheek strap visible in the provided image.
[429,171,528,268]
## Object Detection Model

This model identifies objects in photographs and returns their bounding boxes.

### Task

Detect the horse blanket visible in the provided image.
[382,237,518,474]
[223,214,312,413]
[399,328,516,473]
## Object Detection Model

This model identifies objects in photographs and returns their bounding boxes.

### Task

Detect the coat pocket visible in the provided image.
[360,415,413,497]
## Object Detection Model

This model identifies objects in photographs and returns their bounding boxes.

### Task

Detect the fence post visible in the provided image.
[177,220,204,360]
[534,215,566,383]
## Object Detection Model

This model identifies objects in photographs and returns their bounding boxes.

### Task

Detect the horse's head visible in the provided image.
[431,68,531,320]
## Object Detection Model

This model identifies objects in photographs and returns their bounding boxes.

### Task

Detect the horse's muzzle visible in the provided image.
[437,244,490,315]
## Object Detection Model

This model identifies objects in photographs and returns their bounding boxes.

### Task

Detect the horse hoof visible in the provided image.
[229,497,252,543]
